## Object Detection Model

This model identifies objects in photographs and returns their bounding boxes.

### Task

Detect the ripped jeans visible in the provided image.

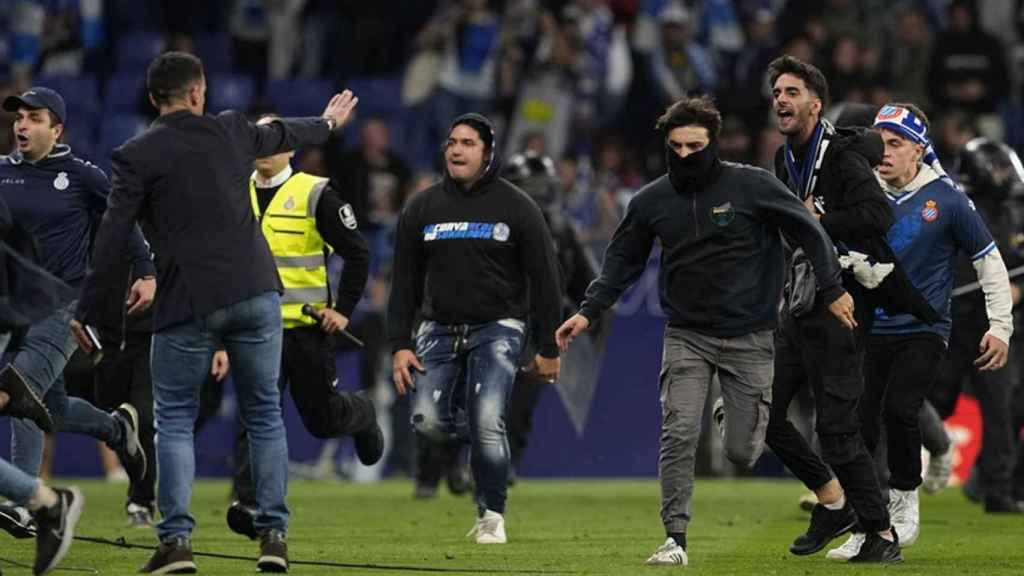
[411,319,525,515]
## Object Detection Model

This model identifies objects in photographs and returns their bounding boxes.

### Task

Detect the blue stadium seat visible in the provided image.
[95,114,150,173]
[63,113,98,164]
[103,73,147,115]
[344,75,403,116]
[195,33,233,75]
[116,32,166,73]
[265,79,335,118]
[207,74,255,114]
[36,75,100,123]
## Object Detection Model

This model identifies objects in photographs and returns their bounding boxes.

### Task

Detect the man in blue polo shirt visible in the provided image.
[0,87,152,538]
[827,103,1013,560]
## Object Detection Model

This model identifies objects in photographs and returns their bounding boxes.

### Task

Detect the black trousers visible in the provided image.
[91,332,222,509]
[766,288,891,533]
[862,332,946,492]
[234,326,374,504]
[930,317,1016,498]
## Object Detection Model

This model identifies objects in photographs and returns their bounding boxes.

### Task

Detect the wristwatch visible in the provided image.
[323,116,337,131]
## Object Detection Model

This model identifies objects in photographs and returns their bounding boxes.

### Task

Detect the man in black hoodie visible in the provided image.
[764,55,910,563]
[556,96,848,567]
[388,113,563,544]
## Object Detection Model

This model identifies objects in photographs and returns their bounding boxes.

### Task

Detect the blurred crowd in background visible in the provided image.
[2,0,1024,480]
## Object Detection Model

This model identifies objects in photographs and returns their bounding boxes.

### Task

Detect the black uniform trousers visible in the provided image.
[234,325,374,504]
[861,332,947,492]
[930,316,1016,499]
[766,283,891,533]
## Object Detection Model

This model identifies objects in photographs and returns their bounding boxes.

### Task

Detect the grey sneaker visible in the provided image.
[140,536,196,574]
[110,404,147,486]
[257,530,288,573]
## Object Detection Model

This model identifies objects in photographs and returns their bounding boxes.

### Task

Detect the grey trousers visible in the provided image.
[659,327,774,533]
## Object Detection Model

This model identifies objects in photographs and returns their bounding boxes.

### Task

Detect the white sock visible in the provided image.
[27,484,58,512]
[823,494,846,511]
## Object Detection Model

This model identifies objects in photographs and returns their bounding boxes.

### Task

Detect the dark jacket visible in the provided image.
[0,197,75,332]
[774,125,940,324]
[579,161,843,338]
[0,145,155,288]
[387,113,564,357]
[76,110,333,330]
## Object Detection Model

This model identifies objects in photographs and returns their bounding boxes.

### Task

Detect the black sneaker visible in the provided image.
[849,530,902,564]
[257,530,288,573]
[126,502,154,528]
[140,536,197,574]
[789,502,858,556]
[32,486,84,576]
[226,501,259,540]
[984,494,1024,514]
[446,461,472,496]
[110,404,147,486]
[413,483,438,499]
[0,364,54,433]
[352,392,384,466]
[0,501,37,539]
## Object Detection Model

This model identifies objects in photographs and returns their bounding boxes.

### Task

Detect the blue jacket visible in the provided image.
[0,144,154,291]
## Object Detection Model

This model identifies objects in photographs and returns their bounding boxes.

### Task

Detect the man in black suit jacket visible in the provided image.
[72,51,358,574]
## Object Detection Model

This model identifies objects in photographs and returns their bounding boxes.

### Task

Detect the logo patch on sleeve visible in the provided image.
[339,203,358,229]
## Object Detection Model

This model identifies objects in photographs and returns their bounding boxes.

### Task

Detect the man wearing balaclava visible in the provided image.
[556,95,849,567]
[387,113,563,545]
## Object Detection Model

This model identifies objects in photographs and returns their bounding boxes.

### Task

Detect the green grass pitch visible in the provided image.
[1,478,1021,575]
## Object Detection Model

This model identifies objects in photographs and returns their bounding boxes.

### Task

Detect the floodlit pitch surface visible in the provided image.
[2,479,1021,575]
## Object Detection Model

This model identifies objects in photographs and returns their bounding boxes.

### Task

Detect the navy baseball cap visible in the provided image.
[3,87,67,125]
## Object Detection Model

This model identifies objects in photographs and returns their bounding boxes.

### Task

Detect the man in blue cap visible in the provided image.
[0,86,153,539]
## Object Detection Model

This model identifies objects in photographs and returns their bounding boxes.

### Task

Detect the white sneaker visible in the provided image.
[889,488,919,547]
[826,532,865,561]
[712,397,726,439]
[645,537,688,566]
[466,510,506,544]
[923,444,954,494]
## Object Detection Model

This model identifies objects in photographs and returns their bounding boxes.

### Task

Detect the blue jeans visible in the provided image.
[8,301,120,476]
[1,331,39,506]
[411,319,524,515]
[152,291,287,541]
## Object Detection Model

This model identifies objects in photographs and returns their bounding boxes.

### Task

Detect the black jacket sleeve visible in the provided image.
[218,111,332,160]
[76,147,149,323]
[755,173,844,305]
[518,196,563,359]
[83,163,155,280]
[314,181,369,317]
[387,197,425,353]
[818,150,894,243]
[578,193,655,323]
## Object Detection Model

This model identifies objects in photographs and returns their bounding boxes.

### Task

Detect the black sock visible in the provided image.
[668,531,686,550]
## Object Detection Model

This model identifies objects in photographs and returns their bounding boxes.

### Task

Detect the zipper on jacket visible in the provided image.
[691,194,699,237]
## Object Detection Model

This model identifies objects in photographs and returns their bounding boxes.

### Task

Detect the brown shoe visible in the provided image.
[140,536,196,574]
[257,530,288,573]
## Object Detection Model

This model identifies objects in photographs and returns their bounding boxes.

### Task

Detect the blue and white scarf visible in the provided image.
[873,104,955,187]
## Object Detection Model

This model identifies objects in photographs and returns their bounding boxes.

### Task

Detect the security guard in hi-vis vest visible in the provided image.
[226,114,383,540]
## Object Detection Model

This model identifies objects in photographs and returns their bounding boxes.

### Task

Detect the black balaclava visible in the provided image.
[666,137,722,191]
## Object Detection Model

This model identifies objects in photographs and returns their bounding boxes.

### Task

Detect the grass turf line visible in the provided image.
[1,478,1021,575]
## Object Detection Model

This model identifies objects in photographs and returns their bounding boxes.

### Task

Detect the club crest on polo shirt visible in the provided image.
[710,202,735,227]
[921,199,939,223]
[53,171,69,190]
[422,221,509,242]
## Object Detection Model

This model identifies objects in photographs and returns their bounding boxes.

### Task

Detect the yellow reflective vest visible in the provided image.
[249,171,330,328]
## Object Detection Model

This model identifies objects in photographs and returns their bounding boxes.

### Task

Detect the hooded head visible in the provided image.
[656,95,723,191]
[443,113,501,192]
